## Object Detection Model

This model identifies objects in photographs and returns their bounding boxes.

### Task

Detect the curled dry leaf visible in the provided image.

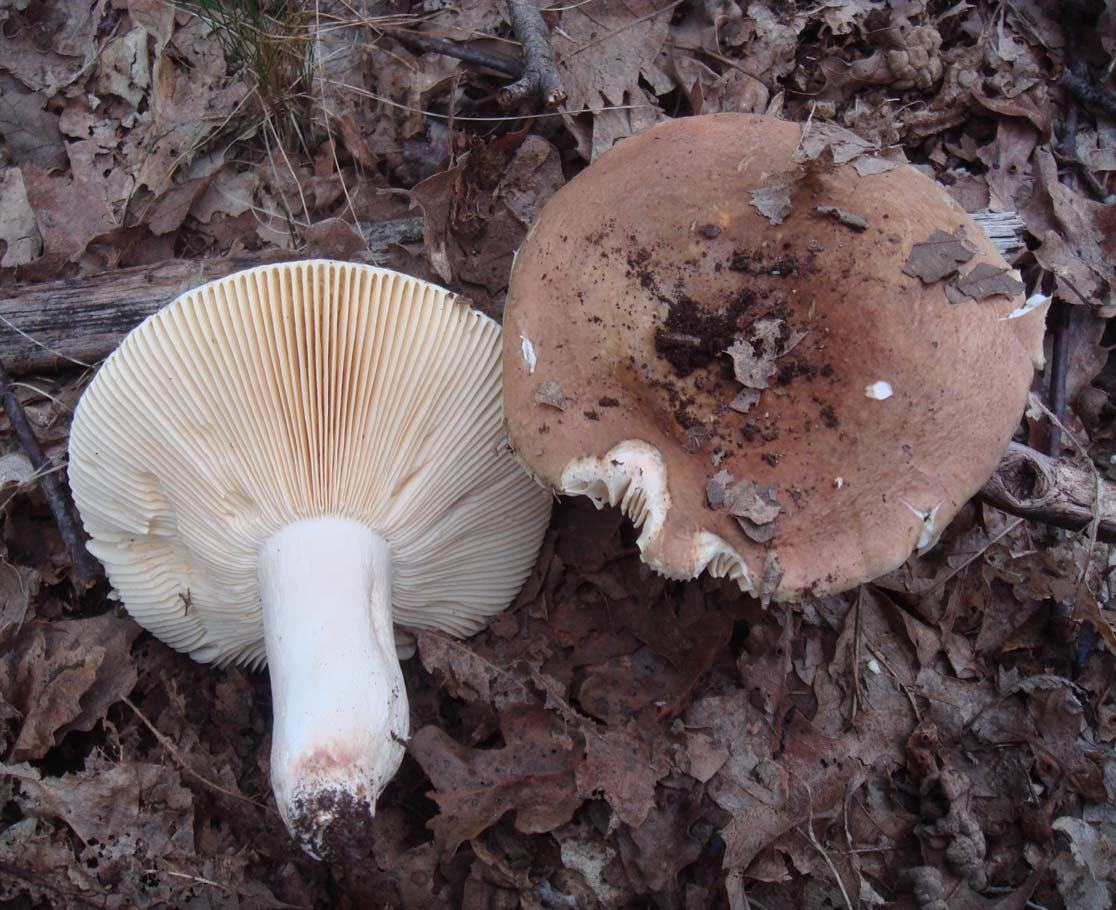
[760,550,784,605]
[1051,816,1114,910]
[552,0,673,160]
[707,471,780,539]
[0,169,42,267]
[794,119,903,176]
[409,704,581,854]
[4,757,193,855]
[683,424,713,453]
[576,725,669,829]
[730,387,761,414]
[750,317,784,350]
[416,629,531,710]
[0,754,258,910]
[0,613,140,762]
[613,788,707,894]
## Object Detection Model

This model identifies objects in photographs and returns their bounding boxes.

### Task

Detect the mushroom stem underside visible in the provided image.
[257,516,408,860]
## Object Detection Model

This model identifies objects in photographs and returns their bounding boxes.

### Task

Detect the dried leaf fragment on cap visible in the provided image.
[729,388,761,414]
[724,480,780,526]
[707,472,780,542]
[706,469,734,508]
[760,551,783,606]
[534,381,568,410]
[749,172,795,225]
[683,424,712,453]
[726,339,777,389]
[816,204,868,231]
[793,120,880,169]
[726,480,780,543]
[954,263,1026,301]
[750,318,784,350]
[903,228,976,283]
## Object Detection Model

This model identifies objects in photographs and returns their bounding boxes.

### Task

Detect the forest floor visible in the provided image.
[1,0,1116,908]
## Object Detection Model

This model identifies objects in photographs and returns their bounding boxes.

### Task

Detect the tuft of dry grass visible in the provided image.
[177,0,314,145]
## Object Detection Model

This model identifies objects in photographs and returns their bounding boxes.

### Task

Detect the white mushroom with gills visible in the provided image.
[68,260,552,859]
[503,113,1047,602]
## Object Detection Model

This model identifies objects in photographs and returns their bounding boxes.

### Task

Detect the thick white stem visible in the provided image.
[258,516,408,860]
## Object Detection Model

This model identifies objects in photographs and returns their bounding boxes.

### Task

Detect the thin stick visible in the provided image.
[1045,303,1070,457]
[499,1,567,108]
[0,358,97,585]
[392,29,522,76]
[122,695,276,815]
[786,770,856,910]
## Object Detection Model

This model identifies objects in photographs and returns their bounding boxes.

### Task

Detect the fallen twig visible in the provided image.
[0,358,97,585]
[1046,302,1070,456]
[499,1,567,108]
[787,771,856,910]
[391,29,522,77]
[122,695,276,815]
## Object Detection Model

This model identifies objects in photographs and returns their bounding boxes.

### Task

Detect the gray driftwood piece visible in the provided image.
[0,217,423,374]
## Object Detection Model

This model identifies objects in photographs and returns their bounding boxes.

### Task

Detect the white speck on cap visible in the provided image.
[520,335,537,374]
[865,380,893,400]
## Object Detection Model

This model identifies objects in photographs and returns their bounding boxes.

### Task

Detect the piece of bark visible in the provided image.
[980,442,1116,542]
[0,218,423,373]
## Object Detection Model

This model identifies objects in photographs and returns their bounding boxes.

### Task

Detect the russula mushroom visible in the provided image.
[69,260,551,858]
[503,113,1046,601]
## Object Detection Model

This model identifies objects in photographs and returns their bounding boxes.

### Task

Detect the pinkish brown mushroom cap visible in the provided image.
[503,113,1046,602]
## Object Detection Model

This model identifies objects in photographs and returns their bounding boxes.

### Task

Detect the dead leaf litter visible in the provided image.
[2,0,1116,908]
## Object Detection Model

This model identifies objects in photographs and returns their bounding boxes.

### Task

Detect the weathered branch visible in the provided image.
[3,262,1114,544]
[499,1,567,108]
[980,442,1116,542]
[0,217,423,374]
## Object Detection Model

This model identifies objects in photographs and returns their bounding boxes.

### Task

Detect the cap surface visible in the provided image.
[503,113,1046,600]
[70,260,552,665]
